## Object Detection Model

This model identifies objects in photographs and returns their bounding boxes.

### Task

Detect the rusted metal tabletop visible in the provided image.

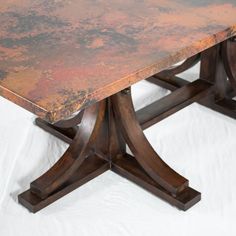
[0,1,236,213]
[0,0,235,122]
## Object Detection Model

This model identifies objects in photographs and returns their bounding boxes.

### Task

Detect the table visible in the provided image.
[0,0,235,213]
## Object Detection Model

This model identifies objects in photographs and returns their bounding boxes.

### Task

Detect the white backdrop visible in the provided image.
[1,64,236,236]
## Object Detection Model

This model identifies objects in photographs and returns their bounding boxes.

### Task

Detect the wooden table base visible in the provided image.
[18,37,235,213]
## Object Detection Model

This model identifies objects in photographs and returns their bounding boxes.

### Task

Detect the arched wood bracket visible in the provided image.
[146,36,236,121]
[146,54,200,90]
[18,84,203,212]
[155,54,200,79]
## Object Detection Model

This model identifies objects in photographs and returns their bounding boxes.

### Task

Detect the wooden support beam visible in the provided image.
[137,79,213,129]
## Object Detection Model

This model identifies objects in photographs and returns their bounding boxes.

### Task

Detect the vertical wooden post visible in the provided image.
[200,45,228,101]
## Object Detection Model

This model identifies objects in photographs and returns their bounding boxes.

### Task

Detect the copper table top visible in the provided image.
[0,0,236,122]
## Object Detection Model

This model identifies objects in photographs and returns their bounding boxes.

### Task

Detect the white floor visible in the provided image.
[1,65,236,236]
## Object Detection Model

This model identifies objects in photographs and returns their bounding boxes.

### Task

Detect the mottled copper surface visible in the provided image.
[0,0,236,122]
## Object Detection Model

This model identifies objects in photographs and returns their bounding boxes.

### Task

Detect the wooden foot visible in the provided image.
[18,155,109,213]
[112,154,200,211]
[201,97,236,120]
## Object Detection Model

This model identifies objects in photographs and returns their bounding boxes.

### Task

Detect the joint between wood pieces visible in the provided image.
[230,36,236,42]
[121,87,131,95]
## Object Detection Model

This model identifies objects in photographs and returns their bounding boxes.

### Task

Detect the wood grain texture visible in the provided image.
[0,0,236,122]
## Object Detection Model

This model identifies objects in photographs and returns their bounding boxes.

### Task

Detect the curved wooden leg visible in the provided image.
[35,108,84,144]
[18,101,109,212]
[31,101,106,199]
[111,88,201,210]
[112,88,187,195]
[35,111,84,144]
[147,54,200,89]
[53,110,84,129]
[158,53,200,78]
